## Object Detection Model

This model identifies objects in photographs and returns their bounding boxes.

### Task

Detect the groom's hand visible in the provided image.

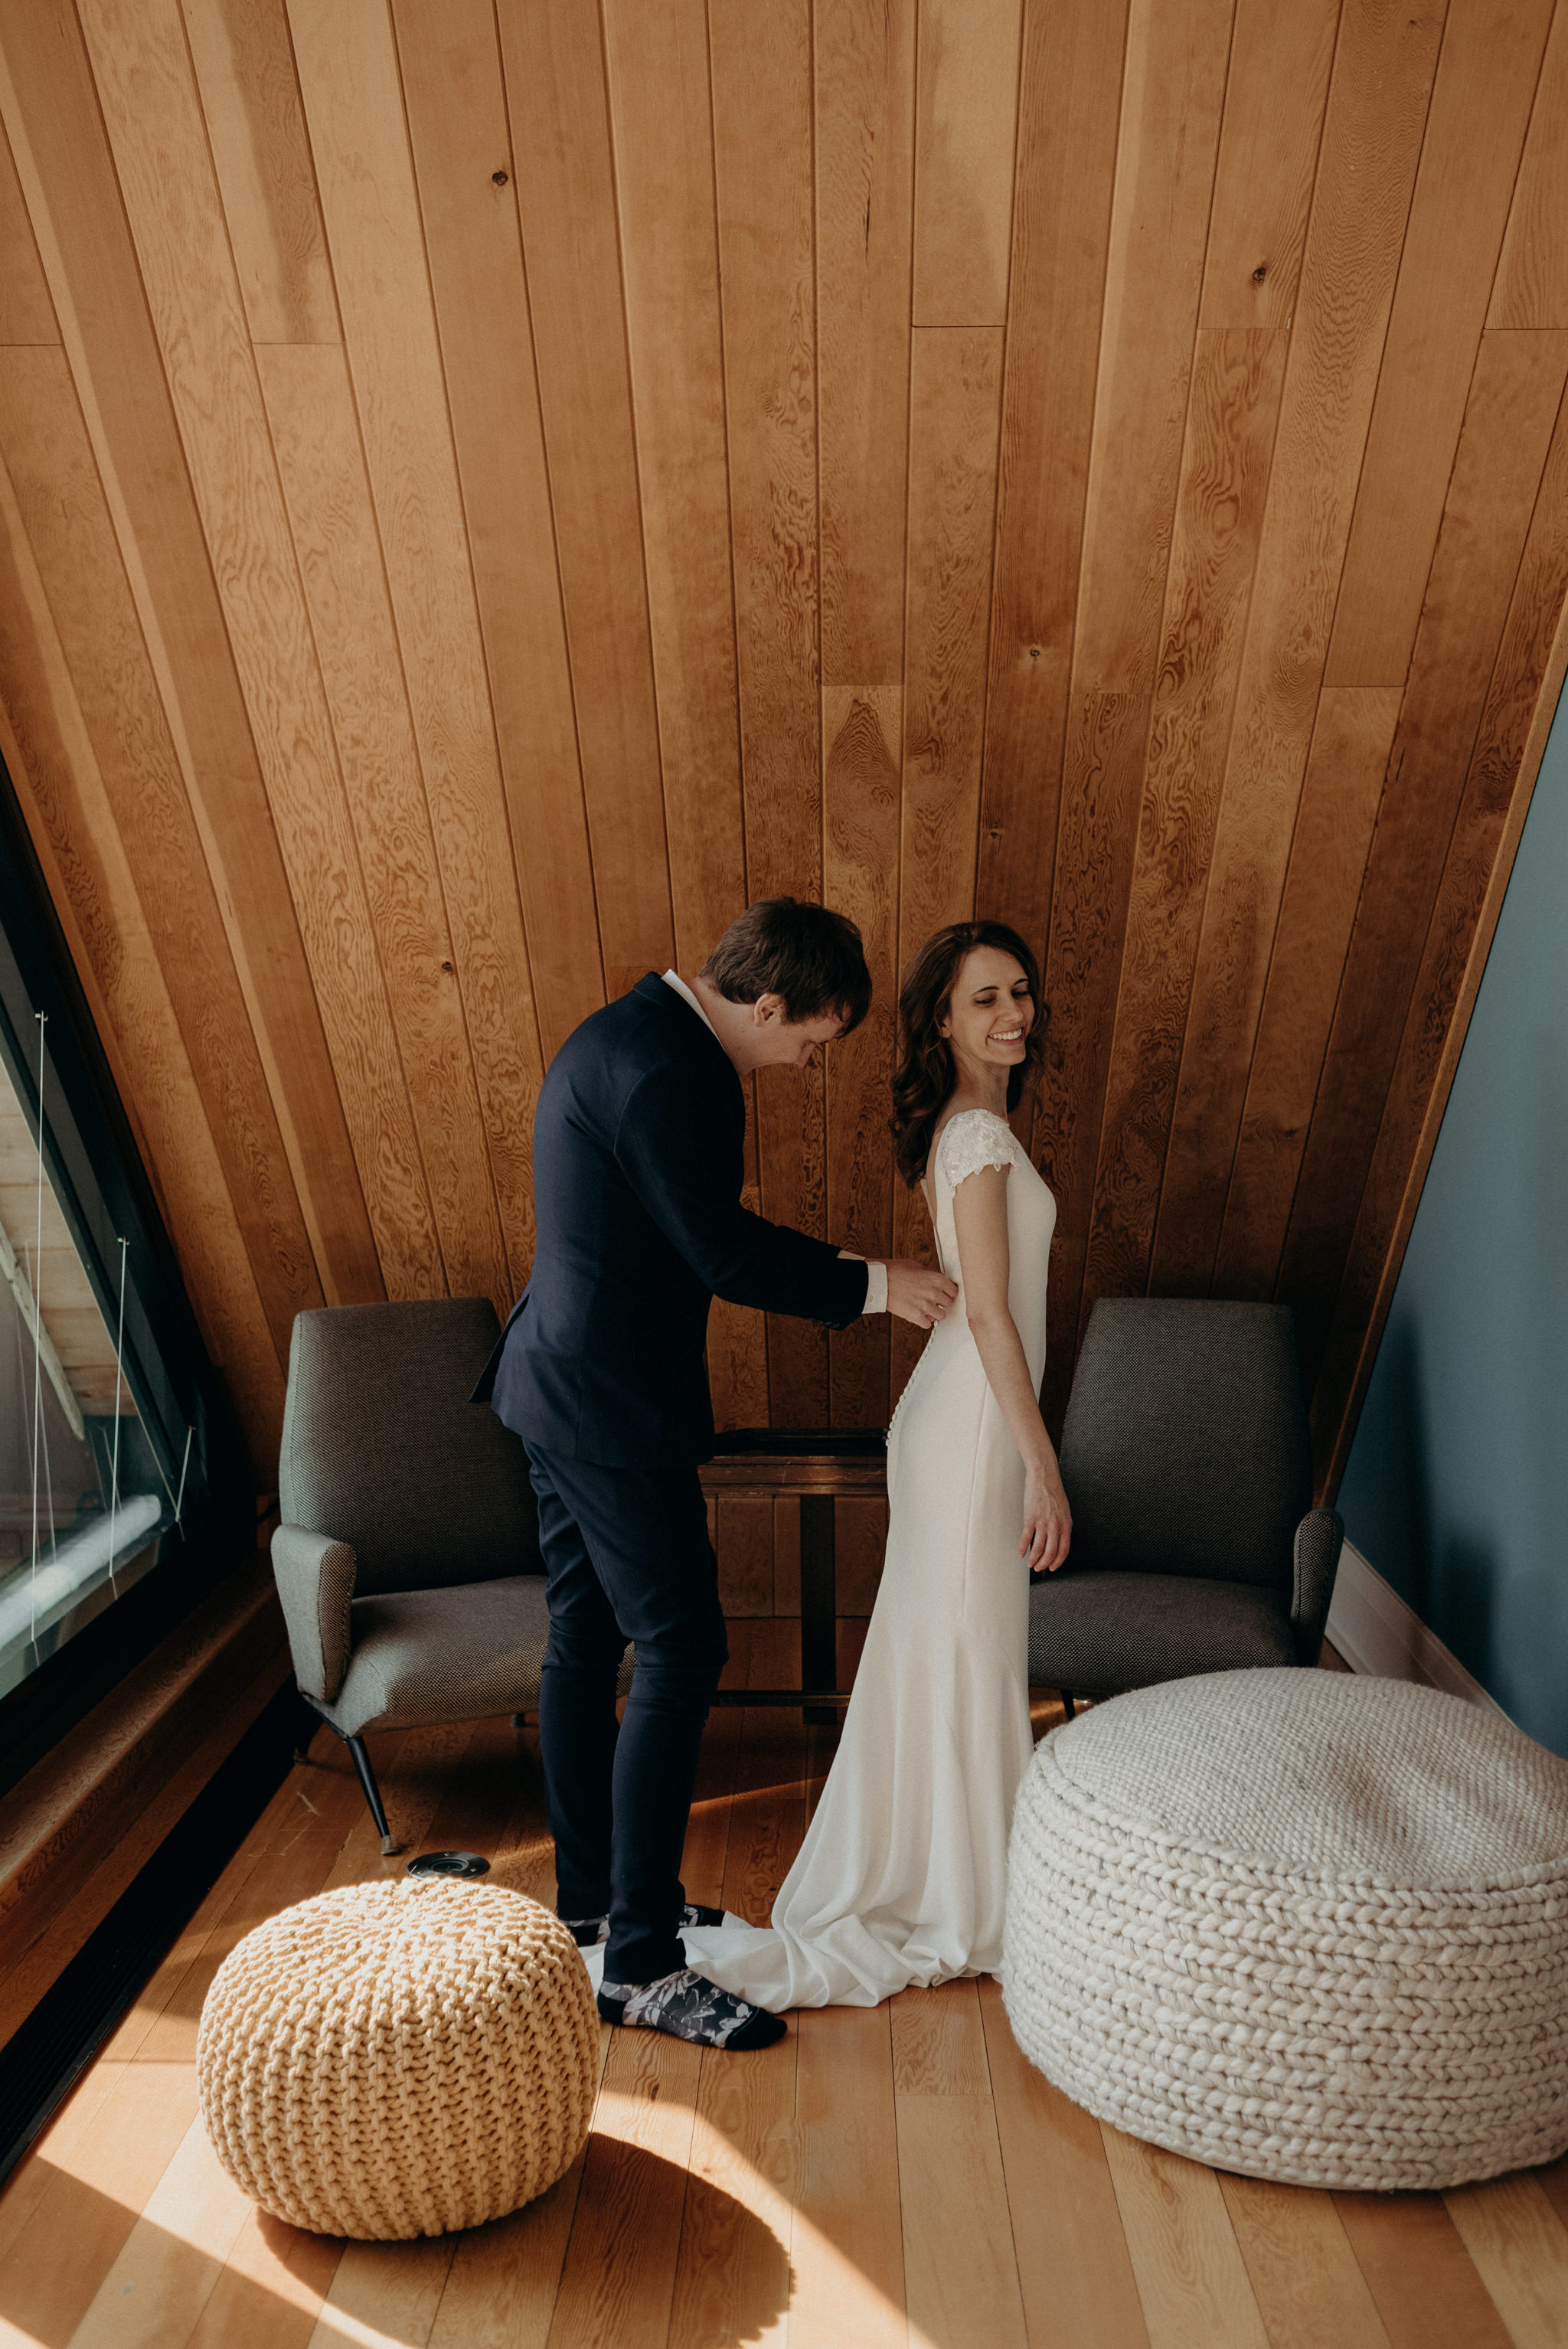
[881,1259,958,1328]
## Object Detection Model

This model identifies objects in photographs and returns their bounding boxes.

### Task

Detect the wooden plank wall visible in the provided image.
[0,0,1563,1497]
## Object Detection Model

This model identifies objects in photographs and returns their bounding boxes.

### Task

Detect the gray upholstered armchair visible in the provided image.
[271,1297,626,1854]
[1029,1298,1343,1709]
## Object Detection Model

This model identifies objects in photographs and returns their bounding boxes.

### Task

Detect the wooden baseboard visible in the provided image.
[0,1557,290,2051]
[1325,1540,1508,1720]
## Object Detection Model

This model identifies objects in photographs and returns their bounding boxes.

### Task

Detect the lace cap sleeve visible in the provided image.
[936,1108,1019,1191]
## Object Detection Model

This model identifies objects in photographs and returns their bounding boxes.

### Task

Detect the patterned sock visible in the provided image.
[598,1966,786,2050]
[680,1902,726,1930]
[561,1913,610,1947]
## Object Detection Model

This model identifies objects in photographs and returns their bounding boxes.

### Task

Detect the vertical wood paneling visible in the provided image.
[1035,0,1236,1416]
[816,0,915,1426]
[256,342,508,1307]
[598,0,769,1422]
[284,0,549,1299]
[710,0,821,901]
[913,0,1024,328]
[1325,0,1554,688]
[1086,324,1285,1315]
[0,126,55,344]
[1488,0,1568,331]
[0,349,319,1357]
[1198,0,1340,332]
[897,352,1004,949]
[176,0,340,346]
[75,0,438,1299]
[390,0,603,1062]
[495,0,674,998]
[0,0,382,1310]
[824,688,900,1424]
[815,0,916,698]
[603,0,747,965]
[710,0,825,1422]
[0,0,1561,1482]
[1279,330,1568,1380]
[1214,684,1403,1294]
[891,325,1004,1396]
[1152,0,1448,1300]
[977,0,1129,943]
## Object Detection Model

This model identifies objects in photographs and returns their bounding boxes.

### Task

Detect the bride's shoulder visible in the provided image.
[934,1106,1021,1188]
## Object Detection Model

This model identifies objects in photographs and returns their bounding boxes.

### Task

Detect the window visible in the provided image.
[0,1035,172,1695]
[0,770,249,1711]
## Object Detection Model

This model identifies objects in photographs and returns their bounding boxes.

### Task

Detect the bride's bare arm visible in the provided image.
[951,1166,1072,1573]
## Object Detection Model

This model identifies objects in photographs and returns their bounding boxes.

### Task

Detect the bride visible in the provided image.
[683,920,1073,2010]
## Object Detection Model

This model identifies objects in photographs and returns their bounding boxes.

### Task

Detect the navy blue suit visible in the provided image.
[476,975,866,1981]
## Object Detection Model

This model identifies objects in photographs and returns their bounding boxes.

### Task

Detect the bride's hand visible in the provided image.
[1021,1467,1071,1574]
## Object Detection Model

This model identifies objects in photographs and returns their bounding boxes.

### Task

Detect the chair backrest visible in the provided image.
[278,1299,541,1594]
[1059,1299,1311,1590]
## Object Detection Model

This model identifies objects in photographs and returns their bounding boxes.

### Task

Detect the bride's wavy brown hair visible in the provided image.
[890,923,1046,1188]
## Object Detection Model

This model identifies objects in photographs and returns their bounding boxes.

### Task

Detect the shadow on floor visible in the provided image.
[0,2135,792,2348]
[0,2158,333,2349]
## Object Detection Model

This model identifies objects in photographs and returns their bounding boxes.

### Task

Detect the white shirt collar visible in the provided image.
[662,969,720,1041]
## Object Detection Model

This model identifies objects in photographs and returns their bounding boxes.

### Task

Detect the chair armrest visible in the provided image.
[1291,1508,1344,1664]
[271,1524,358,1703]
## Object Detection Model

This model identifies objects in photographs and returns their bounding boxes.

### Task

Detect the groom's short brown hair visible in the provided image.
[701,898,872,1033]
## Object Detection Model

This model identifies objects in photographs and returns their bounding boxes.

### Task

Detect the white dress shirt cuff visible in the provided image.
[838,1254,887,1315]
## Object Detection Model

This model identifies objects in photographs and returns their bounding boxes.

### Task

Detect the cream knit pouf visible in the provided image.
[198,1878,599,2238]
[1003,1668,1568,2191]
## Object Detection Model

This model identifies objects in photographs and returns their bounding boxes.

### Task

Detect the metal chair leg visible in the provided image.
[299,1693,400,1855]
[1060,1688,1076,1721]
[345,1733,400,1857]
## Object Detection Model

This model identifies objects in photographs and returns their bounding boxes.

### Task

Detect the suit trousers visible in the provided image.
[526,1446,729,1985]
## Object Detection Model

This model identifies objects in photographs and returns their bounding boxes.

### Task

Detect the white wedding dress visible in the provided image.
[677,1105,1057,2011]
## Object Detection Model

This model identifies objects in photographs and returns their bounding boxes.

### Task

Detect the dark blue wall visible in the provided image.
[1336,675,1568,1753]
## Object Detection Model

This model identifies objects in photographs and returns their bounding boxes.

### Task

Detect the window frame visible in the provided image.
[0,755,254,1788]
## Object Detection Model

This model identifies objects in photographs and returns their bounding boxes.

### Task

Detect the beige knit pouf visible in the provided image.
[1003,1668,1568,2191]
[197,1878,599,2238]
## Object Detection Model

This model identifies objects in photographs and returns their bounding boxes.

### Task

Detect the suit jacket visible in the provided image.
[475,974,867,1466]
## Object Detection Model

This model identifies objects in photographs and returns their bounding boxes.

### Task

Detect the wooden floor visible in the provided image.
[4,1619,1568,2349]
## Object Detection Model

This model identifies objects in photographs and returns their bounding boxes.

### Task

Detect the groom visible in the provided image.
[476,900,956,2050]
